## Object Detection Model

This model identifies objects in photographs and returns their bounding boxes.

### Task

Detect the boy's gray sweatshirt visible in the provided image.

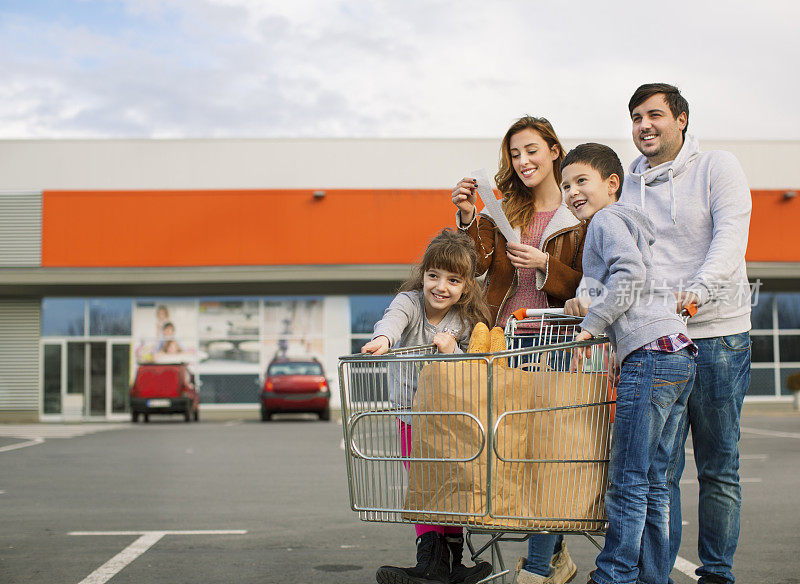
[620,135,752,338]
[580,203,687,365]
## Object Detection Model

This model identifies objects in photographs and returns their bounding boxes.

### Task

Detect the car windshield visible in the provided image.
[268,362,323,376]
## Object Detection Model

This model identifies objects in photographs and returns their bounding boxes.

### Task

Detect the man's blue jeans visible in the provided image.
[592,348,695,584]
[667,333,751,584]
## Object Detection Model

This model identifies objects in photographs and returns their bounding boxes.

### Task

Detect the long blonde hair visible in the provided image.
[400,229,491,333]
[495,116,565,229]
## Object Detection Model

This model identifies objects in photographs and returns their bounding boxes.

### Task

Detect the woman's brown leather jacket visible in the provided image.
[458,204,587,326]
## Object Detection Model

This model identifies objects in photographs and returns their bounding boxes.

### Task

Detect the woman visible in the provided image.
[451,116,586,584]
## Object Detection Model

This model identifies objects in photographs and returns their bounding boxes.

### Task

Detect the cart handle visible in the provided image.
[511,307,566,321]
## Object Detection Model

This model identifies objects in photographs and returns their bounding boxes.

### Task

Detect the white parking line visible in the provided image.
[0,437,44,453]
[69,530,247,584]
[741,426,800,440]
[673,555,700,581]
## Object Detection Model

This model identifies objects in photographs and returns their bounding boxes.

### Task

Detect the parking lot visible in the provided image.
[1,407,799,584]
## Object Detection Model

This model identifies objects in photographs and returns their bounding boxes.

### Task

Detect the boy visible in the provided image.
[560,143,696,584]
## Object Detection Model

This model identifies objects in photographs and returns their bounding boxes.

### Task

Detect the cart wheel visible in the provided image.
[318,408,330,421]
[131,411,139,423]
[260,407,271,422]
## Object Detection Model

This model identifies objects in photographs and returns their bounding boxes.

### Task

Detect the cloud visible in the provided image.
[0,0,797,139]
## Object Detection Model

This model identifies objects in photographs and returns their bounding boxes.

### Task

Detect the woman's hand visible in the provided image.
[432,332,457,354]
[506,242,548,270]
[452,178,477,224]
[361,336,390,355]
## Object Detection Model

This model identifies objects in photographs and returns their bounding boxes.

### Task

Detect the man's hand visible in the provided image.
[564,297,590,317]
[674,291,700,314]
[361,336,390,355]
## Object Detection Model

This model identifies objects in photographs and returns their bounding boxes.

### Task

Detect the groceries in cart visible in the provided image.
[341,308,615,583]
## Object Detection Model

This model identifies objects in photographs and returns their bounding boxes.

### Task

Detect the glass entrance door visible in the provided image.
[41,340,131,419]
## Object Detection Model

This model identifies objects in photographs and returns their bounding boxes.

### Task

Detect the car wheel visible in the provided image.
[143,413,150,423]
[318,408,330,421]
[260,406,271,422]
[131,411,139,423]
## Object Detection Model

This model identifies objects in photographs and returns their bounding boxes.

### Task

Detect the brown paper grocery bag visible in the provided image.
[403,359,610,531]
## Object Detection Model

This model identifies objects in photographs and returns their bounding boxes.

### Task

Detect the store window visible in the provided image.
[349,295,393,354]
[89,298,132,336]
[751,292,774,330]
[777,293,800,329]
[41,298,86,336]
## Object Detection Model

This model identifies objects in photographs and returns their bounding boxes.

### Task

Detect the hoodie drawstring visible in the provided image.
[639,167,677,224]
[640,174,646,208]
[668,167,676,223]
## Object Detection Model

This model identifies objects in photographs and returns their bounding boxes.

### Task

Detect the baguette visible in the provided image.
[467,322,490,353]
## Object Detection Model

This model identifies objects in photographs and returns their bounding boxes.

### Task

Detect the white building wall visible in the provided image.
[0,138,797,191]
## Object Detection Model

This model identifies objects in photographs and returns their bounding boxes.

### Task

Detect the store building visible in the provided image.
[0,138,798,422]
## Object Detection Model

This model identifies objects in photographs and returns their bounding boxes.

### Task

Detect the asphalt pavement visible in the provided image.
[1,408,798,584]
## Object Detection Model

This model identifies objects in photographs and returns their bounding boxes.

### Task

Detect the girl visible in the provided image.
[451,117,587,584]
[363,228,492,584]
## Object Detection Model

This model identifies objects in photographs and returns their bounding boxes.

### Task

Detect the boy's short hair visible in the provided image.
[628,83,690,138]
[561,143,625,199]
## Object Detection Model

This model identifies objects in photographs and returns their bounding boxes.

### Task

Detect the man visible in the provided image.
[622,83,752,584]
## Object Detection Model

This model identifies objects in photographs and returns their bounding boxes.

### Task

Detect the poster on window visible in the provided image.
[197,298,261,372]
[263,297,324,362]
[132,299,197,364]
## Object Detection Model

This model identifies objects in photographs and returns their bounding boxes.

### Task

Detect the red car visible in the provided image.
[130,363,200,423]
[260,357,331,421]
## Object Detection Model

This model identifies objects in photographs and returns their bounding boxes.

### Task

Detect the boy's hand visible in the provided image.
[571,330,594,371]
[506,242,548,270]
[674,291,699,314]
[452,178,477,224]
[564,297,589,317]
[361,336,390,355]
[432,332,457,354]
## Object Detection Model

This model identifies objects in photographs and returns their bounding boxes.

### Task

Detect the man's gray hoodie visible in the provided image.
[580,203,687,365]
[620,135,752,338]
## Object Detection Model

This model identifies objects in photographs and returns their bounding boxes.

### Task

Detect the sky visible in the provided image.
[0,0,797,140]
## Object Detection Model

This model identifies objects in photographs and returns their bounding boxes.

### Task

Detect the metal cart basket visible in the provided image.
[339,310,616,581]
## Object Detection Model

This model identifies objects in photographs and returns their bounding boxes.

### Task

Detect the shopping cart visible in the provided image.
[339,311,615,582]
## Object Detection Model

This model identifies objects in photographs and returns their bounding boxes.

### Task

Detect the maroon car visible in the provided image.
[260,357,330,421]
[130,363,200,423]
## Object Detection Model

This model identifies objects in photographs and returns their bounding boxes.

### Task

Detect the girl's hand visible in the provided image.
[361,336,390,355]
[452,178,477,224]
[506,242,548,270]
[432,332,457,354]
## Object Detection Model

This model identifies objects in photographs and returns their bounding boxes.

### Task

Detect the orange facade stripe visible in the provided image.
[747,190,799,263]
[41,189,797,268]
[42,189,460,267]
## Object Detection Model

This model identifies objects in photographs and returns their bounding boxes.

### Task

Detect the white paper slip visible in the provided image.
[471,168,520,244]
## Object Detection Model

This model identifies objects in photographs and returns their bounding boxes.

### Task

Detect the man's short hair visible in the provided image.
[628,83,690,138]
[561,143,624,199]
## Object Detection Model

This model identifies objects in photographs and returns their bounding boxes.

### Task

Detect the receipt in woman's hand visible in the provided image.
[471,168,520,244]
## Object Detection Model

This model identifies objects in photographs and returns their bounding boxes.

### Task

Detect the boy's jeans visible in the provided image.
[592,348,695,584]
[667,333,752,584]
